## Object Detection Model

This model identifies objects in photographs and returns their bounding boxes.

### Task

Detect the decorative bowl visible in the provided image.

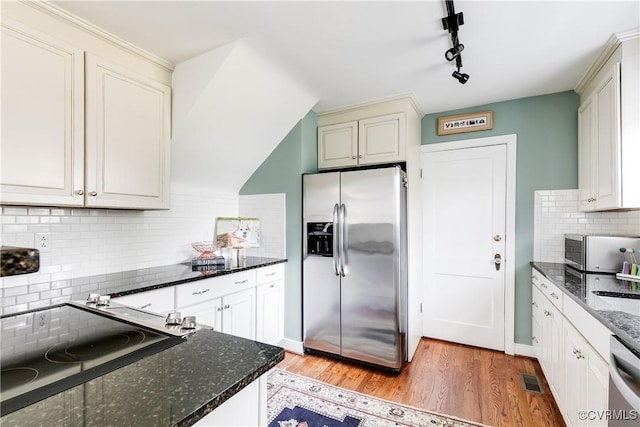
[191,241,225,259]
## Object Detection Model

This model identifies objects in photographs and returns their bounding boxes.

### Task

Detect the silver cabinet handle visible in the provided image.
[89,191,97,196]
[224,304,230,309]
[217,307,222,312]
[269,284,275,288]
[532,276,538,282]
[266,272,276,276]
[358,154,363,158]
[139,303,151,310]
[532,302,538,308]
[75,190,84,195]
[532,336,538,343]
[234,279,248,285]
[192,288,210,295]
[351,156,356,159]
[540,283,548,289]
[550,292,559,299]
[544,310,551,317]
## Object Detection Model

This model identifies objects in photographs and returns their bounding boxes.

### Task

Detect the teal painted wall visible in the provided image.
[422,90,580,345]
[240,110,317,341]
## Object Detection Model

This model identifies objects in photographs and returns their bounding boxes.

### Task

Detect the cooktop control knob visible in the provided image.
[96,295,111,307]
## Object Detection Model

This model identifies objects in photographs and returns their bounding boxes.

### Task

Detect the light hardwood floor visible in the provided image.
[276,338,565,427]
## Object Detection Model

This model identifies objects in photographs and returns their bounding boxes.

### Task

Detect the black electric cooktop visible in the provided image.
[0,304,184,416]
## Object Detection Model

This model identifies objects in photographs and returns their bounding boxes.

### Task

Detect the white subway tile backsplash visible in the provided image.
[533,189,640,263]
[2,189,287,314]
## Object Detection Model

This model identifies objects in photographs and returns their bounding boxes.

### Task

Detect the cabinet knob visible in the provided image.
[89,191,98,197]
[540,283,548,289]
[217,307,222,312]
[532,302,538,308]
[358,155,363,158]
[224,304,230,309]
[75,190,84,196]
[543,310,551,317]
[550,292,559,299]
[351,156,357,159]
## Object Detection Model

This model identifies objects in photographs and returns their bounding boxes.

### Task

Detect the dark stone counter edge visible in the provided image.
[530,262,640,357]
[109,259,288,298]
[174,349,285,427]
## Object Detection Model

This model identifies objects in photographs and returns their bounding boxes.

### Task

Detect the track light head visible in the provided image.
[444,44,464,61]
[452,70,470,84]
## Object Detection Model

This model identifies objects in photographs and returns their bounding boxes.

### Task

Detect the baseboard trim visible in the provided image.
[280,338,304,355]
[514,343,536,358]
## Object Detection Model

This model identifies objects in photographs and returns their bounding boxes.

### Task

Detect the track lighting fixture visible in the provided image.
[452,69,470,84]
[442,0,470,84]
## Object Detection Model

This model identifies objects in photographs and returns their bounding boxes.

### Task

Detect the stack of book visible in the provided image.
[191,256,226,271]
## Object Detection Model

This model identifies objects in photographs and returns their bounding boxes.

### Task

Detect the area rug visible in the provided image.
[266,369,487,427]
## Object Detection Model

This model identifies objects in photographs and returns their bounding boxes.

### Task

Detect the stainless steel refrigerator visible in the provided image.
[302,165,407,371]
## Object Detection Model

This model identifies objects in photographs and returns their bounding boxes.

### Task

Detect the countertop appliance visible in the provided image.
[302,165,407,371]
[0,302,193,416]
[609,335,640,426]
[564,234,640,273]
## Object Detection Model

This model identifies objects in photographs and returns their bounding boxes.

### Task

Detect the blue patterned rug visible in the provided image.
[267,369,487,427]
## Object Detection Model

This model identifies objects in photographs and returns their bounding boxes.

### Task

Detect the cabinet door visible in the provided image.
[179,298,223,332]
[563,322,585,427]
[222,288,256,340]
[358,113,405,165]
[0,19,85,206]
[548,301,564,405]
[593,62,621,211]
[317,121,358,169]
[256,280,284,345]
[113,286,175,315]
[85,54,171,209]
[578,96,596,211]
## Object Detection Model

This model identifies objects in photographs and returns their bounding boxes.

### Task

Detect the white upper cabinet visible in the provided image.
[1,18,85,206]
[85,54,171,209]
[0,3,173,209]
[317,96,420,170]
[576,30,639,211]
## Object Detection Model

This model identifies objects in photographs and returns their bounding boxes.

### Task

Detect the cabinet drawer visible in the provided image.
[563,295,611,360]
[257,264,284,284]
[176,279,218,308]
[532,269,563,310]
[532,285,544,323]
[113,287,175,315]
[176,271,257,308]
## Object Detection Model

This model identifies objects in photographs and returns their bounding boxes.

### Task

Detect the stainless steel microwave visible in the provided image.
[564,234,640,273]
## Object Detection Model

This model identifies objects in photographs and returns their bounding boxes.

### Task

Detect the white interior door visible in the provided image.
[422,144,507,351]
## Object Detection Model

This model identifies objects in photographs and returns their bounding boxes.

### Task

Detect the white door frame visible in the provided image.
[421,133,517,355]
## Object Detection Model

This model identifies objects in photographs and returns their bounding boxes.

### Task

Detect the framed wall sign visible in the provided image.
[437,110,493,135]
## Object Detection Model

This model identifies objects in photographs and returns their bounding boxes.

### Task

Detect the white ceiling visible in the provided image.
[53,1,639,115]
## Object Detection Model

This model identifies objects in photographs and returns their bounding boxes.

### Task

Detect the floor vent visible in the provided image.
[519,373,544,394]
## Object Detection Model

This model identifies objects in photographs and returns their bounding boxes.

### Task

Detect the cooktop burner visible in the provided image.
[0,304,184,416]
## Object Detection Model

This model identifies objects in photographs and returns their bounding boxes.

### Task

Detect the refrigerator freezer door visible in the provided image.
[340,167,406,369]
[303,172,341,355]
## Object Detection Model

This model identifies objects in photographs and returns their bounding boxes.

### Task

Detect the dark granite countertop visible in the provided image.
[531,262,640,357]
[0,327,284,427]
[74,256,287,298]
[1,257,287,426]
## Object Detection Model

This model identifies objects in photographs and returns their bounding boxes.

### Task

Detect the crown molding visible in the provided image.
[575,27,639,94]
[23,0,175,72]
[316,93,424,118]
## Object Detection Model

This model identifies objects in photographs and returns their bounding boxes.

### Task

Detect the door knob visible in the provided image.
[494,254,502,271]
[493,235,502,242]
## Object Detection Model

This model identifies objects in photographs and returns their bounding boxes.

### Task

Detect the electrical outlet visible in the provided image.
[33,311,50,332]
[35,233,51,252]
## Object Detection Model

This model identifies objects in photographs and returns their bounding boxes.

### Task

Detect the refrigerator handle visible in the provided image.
[339,203,347,277]
[332,203,340,276]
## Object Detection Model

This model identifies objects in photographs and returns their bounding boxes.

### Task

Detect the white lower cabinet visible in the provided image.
[112,286,175,315]
[221,288,256,340]
[563,321,609,427]
[532,270,611,427]
[193,375,267,427]
[256,264,285,345]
